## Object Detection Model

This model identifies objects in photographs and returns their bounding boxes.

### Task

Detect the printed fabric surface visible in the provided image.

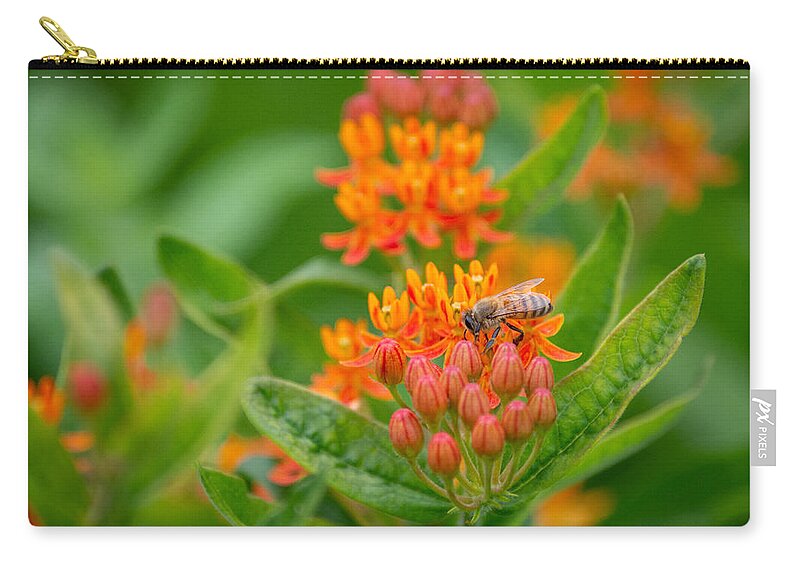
[28,63,749,526]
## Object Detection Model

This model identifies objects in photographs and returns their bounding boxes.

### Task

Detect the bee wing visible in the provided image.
[496,278,544,297]
[488,292,551,319]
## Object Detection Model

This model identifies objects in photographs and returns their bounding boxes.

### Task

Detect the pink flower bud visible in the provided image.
[142,283,178,346]
[406,355,440,395]
[501,400,535,443]
[439,365,468,410]
[525,356,555,395]
[528,387,558,427]
[68,362,107,412]
[412,374,449,425]
[490,343,524,400]
[458,383,490,428]
[373,338,406,386]
[369,70,424,117]
[343,92,381,121]
[426,81,461,122]
[427,432,461,477]
[389,408,424,458]
[458,84,498,130]
[450,340,483,381]
[471,414,505,458]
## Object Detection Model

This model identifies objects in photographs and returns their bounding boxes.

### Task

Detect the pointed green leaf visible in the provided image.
[498,86,608,228]
[28,408,90,525]
[96,266,135,322]
[552,195,633,378]
[242,377,452,523]
[266,257,383,302]
[52,250,124,372]
[157,235,261,341]
[494,254,706,521]
[198,465,273,526]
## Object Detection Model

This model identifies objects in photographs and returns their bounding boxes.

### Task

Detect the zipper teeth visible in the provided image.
[30,57,750,69]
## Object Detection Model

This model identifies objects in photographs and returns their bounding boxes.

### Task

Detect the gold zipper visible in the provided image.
[34,16,748,70]
[39,17,98,65]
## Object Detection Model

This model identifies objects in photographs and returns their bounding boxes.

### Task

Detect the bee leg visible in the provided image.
[505,321,525,346]
[484,326,502,353]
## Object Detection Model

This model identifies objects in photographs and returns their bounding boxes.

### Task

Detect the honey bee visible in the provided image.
[462,278,553,351]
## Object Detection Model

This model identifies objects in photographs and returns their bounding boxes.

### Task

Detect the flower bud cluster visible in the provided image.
[342,70,498,130]
[385,338,560,516]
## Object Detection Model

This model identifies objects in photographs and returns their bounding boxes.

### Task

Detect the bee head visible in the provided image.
[462,310,480,337]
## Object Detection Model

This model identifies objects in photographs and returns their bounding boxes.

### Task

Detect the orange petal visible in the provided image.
[406,336,451,359]
[269,459,307,486]
[362,378,393,401]
[341,345,377,367]
[537,336,582,362]
[315,167,354,187]
[535,314,564,337]
[400,308,423,339]
[368,292,386,331]
[321,230,353,250]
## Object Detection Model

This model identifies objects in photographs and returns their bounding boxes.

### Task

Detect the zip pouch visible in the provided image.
[28,17,750,526]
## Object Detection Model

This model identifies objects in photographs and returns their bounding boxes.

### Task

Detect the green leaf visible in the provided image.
[553,387,700,491]
[157,235,261,341]
[242,377,452,524]
[267,257,383,302]
[552,195,633,378]
[96,266,135,322]
[52,250,124,372]
[498,86,608,228]
[198,465,273,526]
[495,254,706,520]
[28,408,91,525]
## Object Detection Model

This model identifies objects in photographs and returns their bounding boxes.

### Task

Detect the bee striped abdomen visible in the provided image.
[498,293,552,320]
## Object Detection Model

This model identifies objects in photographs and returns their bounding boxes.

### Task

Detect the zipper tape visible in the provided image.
[29,57,750,70]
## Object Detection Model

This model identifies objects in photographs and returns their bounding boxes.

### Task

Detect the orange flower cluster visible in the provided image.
[538,78,737,210]
[342,260,580,407]
[318,70,510,265]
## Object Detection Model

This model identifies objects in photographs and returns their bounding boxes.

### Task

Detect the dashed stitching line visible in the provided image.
[29,73,749,80]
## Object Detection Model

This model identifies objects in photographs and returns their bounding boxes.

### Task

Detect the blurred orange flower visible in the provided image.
[487,238,576,299]
[538,78,736,210]
[217,434,307,489]
[28,376,64,425]
[535,483,614,526]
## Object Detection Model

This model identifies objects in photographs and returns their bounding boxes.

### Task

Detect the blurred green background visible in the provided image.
[28,70,748,525]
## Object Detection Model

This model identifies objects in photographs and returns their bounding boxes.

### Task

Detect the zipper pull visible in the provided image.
[39,16,99,64]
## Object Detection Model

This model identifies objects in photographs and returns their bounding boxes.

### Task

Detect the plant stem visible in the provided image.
[387,385,409,409]
[445,480,478,512]
[510,432,545,487]
[482,459,493,500]
[407,460,450,500]
[448,417,480,480]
